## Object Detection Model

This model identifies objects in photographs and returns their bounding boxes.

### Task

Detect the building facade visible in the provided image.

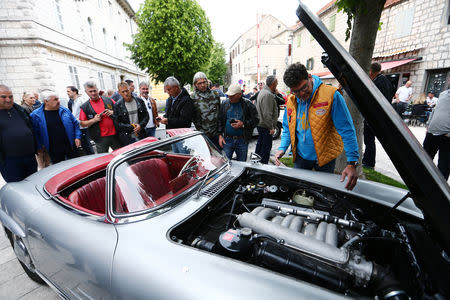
[0,0,147,104]
[292,0,450,97]
[229,15,293,93]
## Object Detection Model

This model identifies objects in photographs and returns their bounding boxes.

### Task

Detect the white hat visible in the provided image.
[226,84,242,96]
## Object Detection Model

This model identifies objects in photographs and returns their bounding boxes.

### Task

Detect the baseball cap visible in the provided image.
[226,84,242,96]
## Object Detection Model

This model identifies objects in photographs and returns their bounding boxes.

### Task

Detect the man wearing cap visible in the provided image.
[274,63,359,191]
[218,84,259,161]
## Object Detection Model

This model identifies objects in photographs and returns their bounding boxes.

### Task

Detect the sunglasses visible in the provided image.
[291,80,310,94]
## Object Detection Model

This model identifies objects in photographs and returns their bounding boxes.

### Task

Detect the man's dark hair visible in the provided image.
[213,83,221,88]
[67,86,78,94]
[283,62,308,88]
[370,63,382,73]
[125,79,134,86]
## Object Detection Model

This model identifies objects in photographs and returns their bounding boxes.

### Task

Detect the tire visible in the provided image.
[5,228,46,284]
[272,123,282,140]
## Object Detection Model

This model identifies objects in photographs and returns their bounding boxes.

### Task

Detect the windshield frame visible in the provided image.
[105,131,229,224]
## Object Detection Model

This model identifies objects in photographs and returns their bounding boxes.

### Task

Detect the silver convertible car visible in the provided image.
[1,3,450,300]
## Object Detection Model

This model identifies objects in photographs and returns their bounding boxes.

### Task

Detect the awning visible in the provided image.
[312,71,334,79]
[380,58,418,71]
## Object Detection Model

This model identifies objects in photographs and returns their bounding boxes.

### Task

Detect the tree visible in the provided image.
[205,41,227,86]
[127,0,213,85]
[334,0,386,174]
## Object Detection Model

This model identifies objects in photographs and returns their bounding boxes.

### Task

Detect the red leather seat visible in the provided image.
[130,159,172,201]
[68,177,106,214]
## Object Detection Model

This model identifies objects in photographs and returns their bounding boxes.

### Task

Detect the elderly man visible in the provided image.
[255,75,279,164]
[0,85,37,182]
[393,80,413,116]
[139,81,159,137]
[30,91,81,164]
[80,81,122,153]
[161,76,193,129]
[274,63,359,191]
[218,84,259,161]
[191,72,221,149]
[423,79,450,180]
[114,82,149,145]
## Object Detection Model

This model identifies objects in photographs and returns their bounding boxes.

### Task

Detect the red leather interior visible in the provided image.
[130,159,172,201]
[67,177,106,214]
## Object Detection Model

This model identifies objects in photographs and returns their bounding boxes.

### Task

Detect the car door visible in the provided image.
[26,200,117,299]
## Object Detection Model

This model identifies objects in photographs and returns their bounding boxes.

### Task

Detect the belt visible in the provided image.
[225,135,244,139]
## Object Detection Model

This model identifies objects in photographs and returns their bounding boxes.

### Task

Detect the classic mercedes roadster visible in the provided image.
[1,2,449,300]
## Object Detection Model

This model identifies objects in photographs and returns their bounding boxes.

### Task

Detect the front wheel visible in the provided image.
[5,228,45,284]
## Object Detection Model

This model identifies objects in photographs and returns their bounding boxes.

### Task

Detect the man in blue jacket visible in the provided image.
[31,91,81,165]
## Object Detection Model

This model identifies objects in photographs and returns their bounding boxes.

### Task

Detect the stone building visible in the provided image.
[292,0,450,97]
[0,0,147,104]
[229,15,293,93]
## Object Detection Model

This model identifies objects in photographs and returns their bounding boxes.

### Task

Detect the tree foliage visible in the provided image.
[205,41,227,85]
[127,0,213,85]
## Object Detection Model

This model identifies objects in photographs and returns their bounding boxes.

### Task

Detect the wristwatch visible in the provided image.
[347,161,359,167]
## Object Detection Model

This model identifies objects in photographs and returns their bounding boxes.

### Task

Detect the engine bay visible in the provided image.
[170,168,450,299]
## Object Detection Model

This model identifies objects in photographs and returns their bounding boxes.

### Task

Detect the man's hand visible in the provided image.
[160,118,168,125]
[274,150,285,166]
[103,109,113,117]
[340,165,358,190]
[133,124,141,134]
[74,139,81,148]
[218,135,226,148]
[231,120,243,129]
[269,129,275,135]
[93,114,102,122]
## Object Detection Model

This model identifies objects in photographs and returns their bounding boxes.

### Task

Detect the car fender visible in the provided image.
[0,209,26,238]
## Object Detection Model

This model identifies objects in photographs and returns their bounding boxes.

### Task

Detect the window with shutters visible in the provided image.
[393,7,415,39]
[68,66,80,89]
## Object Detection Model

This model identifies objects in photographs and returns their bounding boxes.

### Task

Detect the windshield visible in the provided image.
[113,134,227,215]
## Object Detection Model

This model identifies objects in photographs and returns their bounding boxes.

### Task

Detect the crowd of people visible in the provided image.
[1,61,447,189]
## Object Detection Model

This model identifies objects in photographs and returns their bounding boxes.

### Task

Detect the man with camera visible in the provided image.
[218,84,259,161]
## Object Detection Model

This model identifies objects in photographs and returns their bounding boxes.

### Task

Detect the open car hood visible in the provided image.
[296,2,450,253]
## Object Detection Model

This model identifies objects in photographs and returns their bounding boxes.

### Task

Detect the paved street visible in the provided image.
[0,125,448,298]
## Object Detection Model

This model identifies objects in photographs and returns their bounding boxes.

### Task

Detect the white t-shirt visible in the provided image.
[72,96,89,129]
[396,86,412,103]
[141,96,155,128]
[426,96,438,107]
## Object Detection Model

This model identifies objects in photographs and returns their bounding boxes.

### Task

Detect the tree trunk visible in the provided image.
[334,0,386,175]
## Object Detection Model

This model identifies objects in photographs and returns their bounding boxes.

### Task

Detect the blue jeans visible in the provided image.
[0,155,37,182]
[145,127,156,137]
[255,126,273,164]
[223,137,248,162]
[294,154,335,173]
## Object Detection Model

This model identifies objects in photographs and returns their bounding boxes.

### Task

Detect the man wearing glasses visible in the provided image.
[139,81,159,137]
[274,63,359,190]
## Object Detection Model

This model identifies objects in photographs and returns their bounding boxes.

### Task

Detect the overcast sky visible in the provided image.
[128,0,331,50]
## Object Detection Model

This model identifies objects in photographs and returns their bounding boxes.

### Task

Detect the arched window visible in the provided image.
[87,18,94,46]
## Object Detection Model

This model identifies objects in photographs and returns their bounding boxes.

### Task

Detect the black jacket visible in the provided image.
[373,74,395,102]
[0,104,36,163]
[218,97,259,141]
[114,96,149,145]
[164,88,194,129]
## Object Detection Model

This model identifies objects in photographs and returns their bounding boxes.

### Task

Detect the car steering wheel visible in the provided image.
[178,156,199,177]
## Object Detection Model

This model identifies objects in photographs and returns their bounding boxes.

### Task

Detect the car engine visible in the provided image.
[170,169,450,299]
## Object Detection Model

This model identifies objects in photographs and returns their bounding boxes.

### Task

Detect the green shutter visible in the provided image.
[329,14,336,32]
